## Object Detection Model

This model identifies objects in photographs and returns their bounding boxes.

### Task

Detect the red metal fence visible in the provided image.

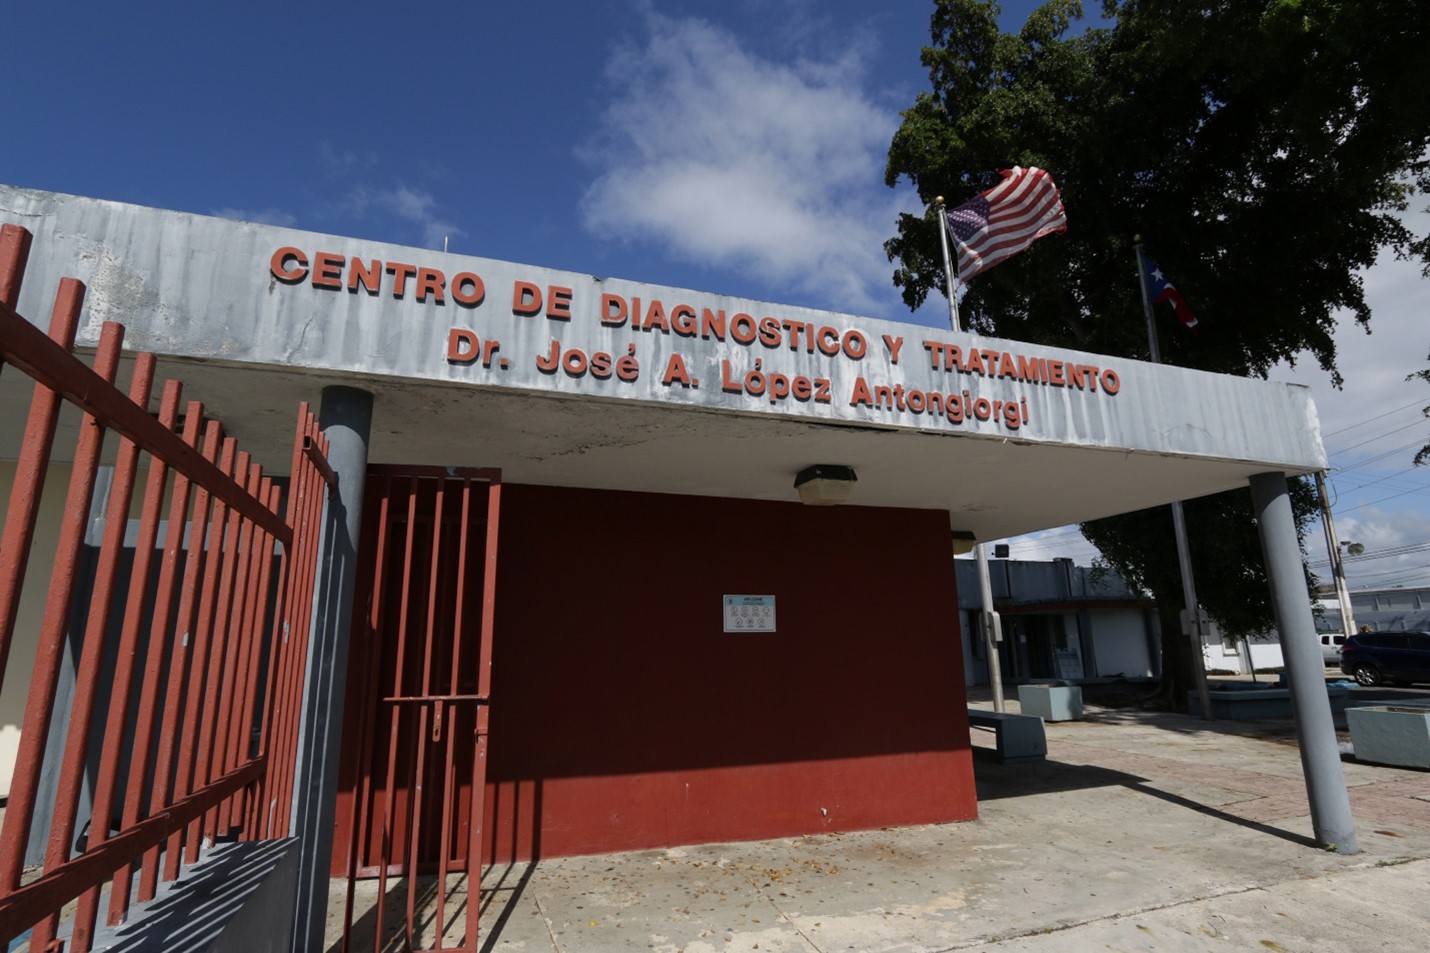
[339,466,501,953]
[0,224,331,951]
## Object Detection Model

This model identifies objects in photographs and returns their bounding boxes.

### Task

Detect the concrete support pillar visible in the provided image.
[291,386,373,952]
[1249,471,1358,854]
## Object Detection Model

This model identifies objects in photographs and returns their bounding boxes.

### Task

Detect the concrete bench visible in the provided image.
[968,709,1047,764]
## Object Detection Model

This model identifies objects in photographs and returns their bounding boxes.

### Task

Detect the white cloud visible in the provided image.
[578,11,913,315]
[342,184,465,251]
[318,142,379,178]
[210,206,297,227]
[1272,202,1430,462]
[1268,201,1430,587]
[1336,506,1430,590]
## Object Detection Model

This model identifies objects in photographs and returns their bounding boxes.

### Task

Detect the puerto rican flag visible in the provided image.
[1142,258,1199,330]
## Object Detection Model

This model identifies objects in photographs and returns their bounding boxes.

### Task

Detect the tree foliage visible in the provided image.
[886,0,1430,698]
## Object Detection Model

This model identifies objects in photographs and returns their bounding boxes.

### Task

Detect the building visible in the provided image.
[1335,585,1430,633]
[955,557,1160,685]
[0,186,1346,949]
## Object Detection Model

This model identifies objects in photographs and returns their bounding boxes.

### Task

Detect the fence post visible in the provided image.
[290,385,373,953]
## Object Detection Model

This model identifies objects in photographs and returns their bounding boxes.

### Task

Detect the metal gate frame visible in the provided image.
[0,223,333,951]
[341,465,502,953]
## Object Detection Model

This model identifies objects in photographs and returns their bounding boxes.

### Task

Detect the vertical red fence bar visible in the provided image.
[205,462,258,842]
[404,477,445,944]
[264,409,331,838]
[236,478,283,837]
[177,446,245,867]
[0,277,84,724]
[0,322,124,921]
[341,477,393,953]
[139,419,225,900]
[0,222,32,382]
[0,227,330,949]
[254,407,311,840]
[221,469,273,834]
[73,378,183,949]
[432,479,470,948]
[0,222,32,310]
[468,479,503,949]
[29,349,155,952]
[341,468,501,953]
[107,400,203,926]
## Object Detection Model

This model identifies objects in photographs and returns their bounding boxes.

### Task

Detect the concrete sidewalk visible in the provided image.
[329,693,1430,952]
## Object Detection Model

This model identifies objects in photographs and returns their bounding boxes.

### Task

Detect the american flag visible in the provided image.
[945,167,1067,282]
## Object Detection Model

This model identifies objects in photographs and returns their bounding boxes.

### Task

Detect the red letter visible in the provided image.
[311,251,344,289]
[447,328,479,364]
[415,267,447,303]
[452,272,485,306]
[348,258,382,295]
[602,293,629,326]
[270,247,308,283]
[513,280,542,316]
[547,285,573,321]
[386,262,417,297]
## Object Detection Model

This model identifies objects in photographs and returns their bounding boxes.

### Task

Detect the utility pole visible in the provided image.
[975,542,1006,712]
[1314,470,1359,638]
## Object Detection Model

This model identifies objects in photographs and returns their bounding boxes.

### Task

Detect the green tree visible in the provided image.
[886,0,1430,704]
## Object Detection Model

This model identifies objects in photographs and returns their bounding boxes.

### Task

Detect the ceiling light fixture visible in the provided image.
[793,464,857,506]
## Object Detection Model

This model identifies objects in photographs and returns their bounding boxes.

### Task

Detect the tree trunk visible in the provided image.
[1150,600,1195,711]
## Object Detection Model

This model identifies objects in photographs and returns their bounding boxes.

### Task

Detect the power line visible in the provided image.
[1328,465,1427,496]
[1330,437,1429,475]
[1322,397,1428,439]
[1349,566,1430,588]
[1335,482,1430,515]
[1308,539,1430,570]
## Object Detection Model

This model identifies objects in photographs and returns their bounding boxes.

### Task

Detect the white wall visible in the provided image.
[1090,609,1154,677]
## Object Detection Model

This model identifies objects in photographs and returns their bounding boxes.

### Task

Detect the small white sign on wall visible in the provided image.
[724,595,776,632]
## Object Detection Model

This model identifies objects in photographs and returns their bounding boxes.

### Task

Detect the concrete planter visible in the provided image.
[1017,683,1084,721]
[1186,682,1353,720]
[1347,706,1430,768]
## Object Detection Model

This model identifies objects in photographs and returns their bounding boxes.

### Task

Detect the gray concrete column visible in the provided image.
[1249,471,1358,854]
[291,386,374,952]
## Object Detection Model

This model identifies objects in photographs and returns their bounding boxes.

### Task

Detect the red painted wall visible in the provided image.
[333,483,975,873]
[481,485,974,862]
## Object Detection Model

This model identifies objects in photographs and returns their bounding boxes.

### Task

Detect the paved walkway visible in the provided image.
[328,691,1430,952]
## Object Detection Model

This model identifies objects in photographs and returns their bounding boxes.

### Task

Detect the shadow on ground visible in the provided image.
[972,749,1318,849]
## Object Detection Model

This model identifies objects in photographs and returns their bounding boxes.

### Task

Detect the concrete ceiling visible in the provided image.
[0,354,1316,544]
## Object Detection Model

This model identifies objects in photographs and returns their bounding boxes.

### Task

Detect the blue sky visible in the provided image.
[4,0,1427,591]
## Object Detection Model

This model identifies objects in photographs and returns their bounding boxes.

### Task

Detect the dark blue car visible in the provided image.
[1339,631,1430,686]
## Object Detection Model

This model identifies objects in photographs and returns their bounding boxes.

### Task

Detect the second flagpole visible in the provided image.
[1136,236,1213,720]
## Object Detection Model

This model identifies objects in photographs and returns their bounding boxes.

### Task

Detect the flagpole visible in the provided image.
[1136,236,1213,720]
[934,197,961,332]
[1134,239,1161,363]
[937,198,1004,705]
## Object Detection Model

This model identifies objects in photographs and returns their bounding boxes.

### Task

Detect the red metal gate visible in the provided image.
[341,466,501,953]
[0,224,332,951]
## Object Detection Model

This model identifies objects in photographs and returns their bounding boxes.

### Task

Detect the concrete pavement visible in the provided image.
[329,688,1430,952]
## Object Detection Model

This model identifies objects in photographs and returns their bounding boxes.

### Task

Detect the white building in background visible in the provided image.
[955,557,1161,686]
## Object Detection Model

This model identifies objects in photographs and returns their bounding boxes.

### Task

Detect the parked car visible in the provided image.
[1320,633,1346,665]
[1339,631,1430,686]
